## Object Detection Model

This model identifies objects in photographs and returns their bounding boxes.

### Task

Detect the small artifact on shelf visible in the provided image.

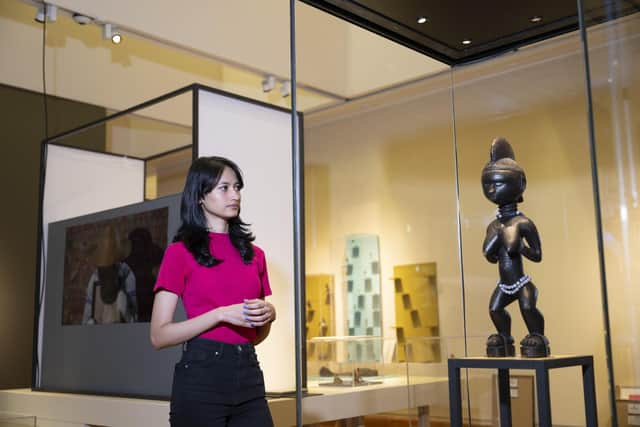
[318,366,379,377]
[324,284,331,305]
[318,367,382,387]
[319,318,328,336]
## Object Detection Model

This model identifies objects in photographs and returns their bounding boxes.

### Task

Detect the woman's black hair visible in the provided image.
[173,156,255,266]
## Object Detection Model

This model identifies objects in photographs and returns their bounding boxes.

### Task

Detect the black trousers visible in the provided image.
[170,338,274,427]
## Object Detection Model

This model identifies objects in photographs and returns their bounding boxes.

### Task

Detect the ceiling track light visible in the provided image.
[35,3,57,23]
[461,39,472,46]
[72,13,93,25]
[280,80,291,98]
[529,15,543,23]
[417,16,429,24]
[103,23,122,44]
[261,75,276,93]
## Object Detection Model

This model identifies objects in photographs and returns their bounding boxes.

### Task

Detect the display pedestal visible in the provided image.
[447,355,597,427]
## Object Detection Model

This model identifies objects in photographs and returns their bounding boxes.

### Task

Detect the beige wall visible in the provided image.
[0,0,334,124]
[0,0,447,116]
[44,0,447,98]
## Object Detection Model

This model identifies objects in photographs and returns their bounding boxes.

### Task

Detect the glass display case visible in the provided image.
[297,1,639,425]
[306,336,394,388]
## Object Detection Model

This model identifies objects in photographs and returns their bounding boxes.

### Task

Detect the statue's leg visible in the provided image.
[518,282,544,334]
[489,287,516,335]
[487,287,517,357]
[518,282,550,357]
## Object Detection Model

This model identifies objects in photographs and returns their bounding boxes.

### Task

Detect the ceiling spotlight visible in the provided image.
[72,13,93,25]
[529,15,543,23]
[461,39,472,45]
[280,80,291,98]
[35,4,45,23]
[417,16,429,24]
[35,4,57,23]
[103,23,122,44]
[261,75,276,93]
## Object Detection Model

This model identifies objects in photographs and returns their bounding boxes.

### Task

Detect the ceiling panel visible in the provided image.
[300,0,640,64]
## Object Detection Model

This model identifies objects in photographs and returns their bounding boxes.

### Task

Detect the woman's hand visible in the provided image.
[242,299,275,327]
[217,302,253,328]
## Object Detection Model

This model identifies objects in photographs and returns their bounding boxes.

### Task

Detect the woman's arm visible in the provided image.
[150,290,252,350]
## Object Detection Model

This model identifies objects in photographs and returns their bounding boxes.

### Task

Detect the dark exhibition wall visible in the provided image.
[0,84,106,389]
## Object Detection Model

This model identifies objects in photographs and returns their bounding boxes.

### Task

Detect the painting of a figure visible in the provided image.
[62,207,167,325]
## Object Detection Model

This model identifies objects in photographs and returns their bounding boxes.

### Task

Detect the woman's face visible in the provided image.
[200,167,242,224]
[482,170,523,206]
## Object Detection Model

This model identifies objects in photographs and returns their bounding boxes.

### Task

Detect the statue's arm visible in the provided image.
[483,224,500,263]
[520,220,542,262]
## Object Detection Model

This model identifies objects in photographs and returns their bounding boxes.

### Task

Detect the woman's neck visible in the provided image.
[206,217,229,233]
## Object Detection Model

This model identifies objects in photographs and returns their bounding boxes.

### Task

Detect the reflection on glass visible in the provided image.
[587,10,640,418]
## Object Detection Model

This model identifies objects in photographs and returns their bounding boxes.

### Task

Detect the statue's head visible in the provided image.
[481,137,526,206]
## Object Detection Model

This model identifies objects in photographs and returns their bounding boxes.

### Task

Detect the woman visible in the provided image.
[150,156,276,426]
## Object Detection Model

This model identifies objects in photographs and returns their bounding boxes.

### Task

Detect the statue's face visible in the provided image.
[482,170,523,205]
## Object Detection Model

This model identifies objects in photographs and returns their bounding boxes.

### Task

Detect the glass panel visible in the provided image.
[452,26,612,424]
[296,1,456,423]
[406,336,486,425]
[585,3,640,422]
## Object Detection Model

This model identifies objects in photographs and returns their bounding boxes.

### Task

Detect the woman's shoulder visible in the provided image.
[163,241,190,259]
[251,243,267,261]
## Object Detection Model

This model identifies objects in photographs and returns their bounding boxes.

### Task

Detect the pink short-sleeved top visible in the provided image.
[154,232,272,344]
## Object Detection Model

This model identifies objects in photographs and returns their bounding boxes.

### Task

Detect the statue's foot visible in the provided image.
[520,333,550,358]
[486,333,515,357]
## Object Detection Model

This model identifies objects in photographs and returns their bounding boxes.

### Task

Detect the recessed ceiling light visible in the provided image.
[530,16,543,23]
[417,16,429,24]
[461,39,472,45]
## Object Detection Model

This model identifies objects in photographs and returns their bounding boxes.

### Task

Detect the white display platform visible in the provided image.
[0,377,447,427]
[304,376,447,425]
